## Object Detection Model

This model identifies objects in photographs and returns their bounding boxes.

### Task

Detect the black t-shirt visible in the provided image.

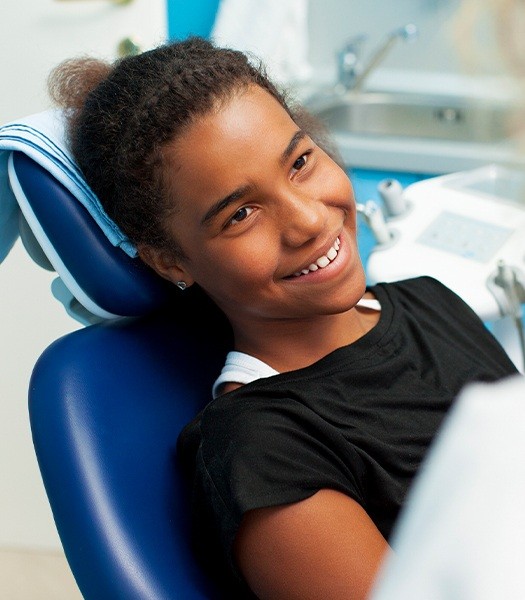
[177,277,518,594]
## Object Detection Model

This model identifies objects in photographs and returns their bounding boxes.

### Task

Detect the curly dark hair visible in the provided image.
[48,36,340,258]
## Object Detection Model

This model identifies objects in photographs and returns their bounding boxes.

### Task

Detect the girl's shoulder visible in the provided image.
[373,276,469,312]
[374,275,455,296]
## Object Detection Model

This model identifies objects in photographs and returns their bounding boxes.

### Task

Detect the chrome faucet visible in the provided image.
[336,24,418,92]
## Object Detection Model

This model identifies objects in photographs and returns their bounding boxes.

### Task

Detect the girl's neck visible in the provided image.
[230,301,380,374]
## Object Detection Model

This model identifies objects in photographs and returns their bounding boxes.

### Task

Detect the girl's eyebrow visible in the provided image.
[201,129,307,227]
[280,130,306,166]
[201,185,252,226]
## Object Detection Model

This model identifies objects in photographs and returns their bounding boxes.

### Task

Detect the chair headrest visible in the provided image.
[8,151,177,323]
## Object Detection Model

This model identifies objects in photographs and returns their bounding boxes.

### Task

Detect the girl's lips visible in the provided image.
[290,237,341,277]
[284,234,348,282]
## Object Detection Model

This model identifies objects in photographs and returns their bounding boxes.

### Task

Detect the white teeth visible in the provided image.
[327,246,338,260]
[292,237,340,277]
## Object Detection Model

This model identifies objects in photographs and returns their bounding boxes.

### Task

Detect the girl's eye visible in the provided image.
[292,153,308,173]
[229,206,254,225]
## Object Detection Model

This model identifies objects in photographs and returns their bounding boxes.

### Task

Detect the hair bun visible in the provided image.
[47,56,113,110]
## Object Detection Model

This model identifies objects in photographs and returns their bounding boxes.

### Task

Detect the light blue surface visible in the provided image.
[167,0,220,40]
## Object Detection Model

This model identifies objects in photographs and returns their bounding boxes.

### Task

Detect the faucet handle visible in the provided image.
[336,34,367,89]
[388,23,418,42]
[338,33,367,57]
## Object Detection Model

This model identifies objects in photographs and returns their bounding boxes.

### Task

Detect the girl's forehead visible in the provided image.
[203,86,289,132]
[168,86,298,166]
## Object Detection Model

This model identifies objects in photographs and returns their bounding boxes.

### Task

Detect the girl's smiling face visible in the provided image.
[155,85,366,328]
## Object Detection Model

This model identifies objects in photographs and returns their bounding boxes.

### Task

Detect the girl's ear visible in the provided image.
[138,245,195,287]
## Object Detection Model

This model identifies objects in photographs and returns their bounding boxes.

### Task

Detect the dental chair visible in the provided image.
[6,150,233,599]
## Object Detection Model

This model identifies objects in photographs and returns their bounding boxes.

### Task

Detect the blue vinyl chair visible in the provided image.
[8,150,233,599]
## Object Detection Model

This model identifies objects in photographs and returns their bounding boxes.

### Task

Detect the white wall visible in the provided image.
[0,0,167,551]
[0,243,80,550]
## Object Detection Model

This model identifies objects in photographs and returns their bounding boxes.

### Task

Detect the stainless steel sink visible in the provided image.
[305,91,516,144]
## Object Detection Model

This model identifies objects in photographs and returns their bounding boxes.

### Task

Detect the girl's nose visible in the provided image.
[279,193,328,248]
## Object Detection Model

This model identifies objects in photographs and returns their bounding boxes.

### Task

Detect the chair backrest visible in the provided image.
[9,151,233,598]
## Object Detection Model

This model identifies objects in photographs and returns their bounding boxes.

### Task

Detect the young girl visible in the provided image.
[48,37,518,599]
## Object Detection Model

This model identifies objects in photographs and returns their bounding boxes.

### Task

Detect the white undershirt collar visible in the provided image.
[212,296,381,398]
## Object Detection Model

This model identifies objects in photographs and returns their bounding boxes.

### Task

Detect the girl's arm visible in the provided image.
[234,488,390,600]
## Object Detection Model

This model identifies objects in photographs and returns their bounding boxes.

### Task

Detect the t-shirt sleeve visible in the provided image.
[192,395,367,573]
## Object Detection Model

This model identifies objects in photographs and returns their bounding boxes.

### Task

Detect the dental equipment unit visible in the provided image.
[361,165,525,373]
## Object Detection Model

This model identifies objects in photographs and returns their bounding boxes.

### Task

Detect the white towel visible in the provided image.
[0,109,136,263]
[211,0,311,86]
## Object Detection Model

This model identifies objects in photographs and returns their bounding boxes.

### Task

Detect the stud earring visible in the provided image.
[176,281,187,291]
